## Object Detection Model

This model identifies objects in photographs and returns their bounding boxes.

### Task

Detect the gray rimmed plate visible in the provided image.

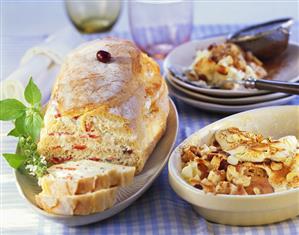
[166,77,291,105]
[169,84,296,113]
[14,98,179,227]
[164,36,299,97]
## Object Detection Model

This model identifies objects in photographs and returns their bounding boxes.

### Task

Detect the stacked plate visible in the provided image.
[164,36,299,113]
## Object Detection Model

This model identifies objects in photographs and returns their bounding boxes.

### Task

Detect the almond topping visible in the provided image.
[270,162,283,171]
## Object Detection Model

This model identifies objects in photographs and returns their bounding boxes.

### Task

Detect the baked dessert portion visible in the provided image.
[37,38,169,174]
[181,127,299,195]
[187,42,267,89]
[38,160,135,196]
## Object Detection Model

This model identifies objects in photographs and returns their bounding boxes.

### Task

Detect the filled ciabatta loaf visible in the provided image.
[37,38,169,174]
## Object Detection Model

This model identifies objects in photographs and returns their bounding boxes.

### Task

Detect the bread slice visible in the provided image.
[36,187,117,215]
[38,160,135,196]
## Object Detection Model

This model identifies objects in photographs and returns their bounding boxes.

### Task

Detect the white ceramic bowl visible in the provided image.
[168,105,299,226]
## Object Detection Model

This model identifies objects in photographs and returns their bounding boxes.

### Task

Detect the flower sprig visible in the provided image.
[0,78,47,177]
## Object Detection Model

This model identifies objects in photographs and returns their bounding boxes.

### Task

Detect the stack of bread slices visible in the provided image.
[36,160,135,215]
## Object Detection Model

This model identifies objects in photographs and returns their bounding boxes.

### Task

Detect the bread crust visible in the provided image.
[51,38,142,115]
[36,187,117,215]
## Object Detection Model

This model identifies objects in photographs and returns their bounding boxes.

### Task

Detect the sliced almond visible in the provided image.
[270,162,283,171]
[227,155,239,165]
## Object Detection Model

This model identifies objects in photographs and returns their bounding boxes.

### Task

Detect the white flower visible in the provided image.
[40,156,47,165]
[25,164,34,171]
[32,165,37,172]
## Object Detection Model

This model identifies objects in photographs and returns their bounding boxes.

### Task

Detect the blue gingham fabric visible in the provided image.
[1,24,299,235]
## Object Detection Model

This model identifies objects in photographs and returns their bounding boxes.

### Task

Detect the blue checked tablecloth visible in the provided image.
[1,24,299,235]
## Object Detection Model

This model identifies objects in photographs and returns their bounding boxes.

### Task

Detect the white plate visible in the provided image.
[14,99,179,226]
[166,76,290,105]
[169,84,296,113]
[164,36,299,97]
[168,105,299,226]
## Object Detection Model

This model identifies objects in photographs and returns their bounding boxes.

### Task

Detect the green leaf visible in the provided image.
[0,99,26,120]
[24,112,43,141]
[15,114,26,136]
[2,153,26,169]
[24,78,42,105]
[7,128,20,137]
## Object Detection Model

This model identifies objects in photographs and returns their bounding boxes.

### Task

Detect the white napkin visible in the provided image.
[1,27,84,104]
